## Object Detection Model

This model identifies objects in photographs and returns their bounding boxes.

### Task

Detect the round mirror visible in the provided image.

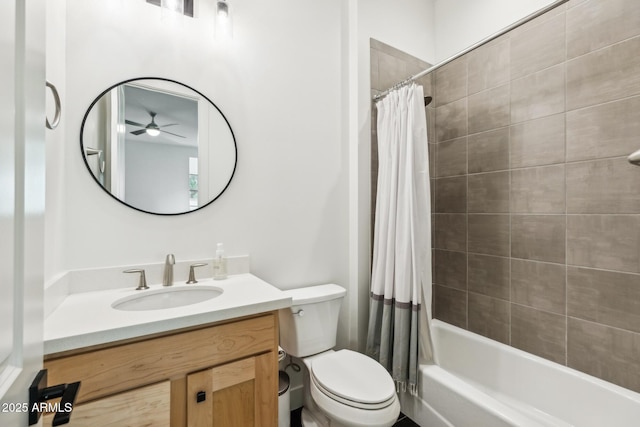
[80,78,237,215]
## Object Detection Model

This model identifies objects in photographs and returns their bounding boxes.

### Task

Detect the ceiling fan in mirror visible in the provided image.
[125,111,185,138]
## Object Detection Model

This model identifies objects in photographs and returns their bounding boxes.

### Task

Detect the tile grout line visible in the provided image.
[564,6,569,368]
[507,42,513,347]
[464,60,469,331]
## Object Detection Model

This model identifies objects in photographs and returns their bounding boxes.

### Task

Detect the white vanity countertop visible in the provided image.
[44,273,291,355]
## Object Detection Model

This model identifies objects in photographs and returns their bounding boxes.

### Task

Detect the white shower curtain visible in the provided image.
[366,83,433,395]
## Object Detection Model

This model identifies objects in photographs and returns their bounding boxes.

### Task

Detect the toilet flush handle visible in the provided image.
[292,308,304,317]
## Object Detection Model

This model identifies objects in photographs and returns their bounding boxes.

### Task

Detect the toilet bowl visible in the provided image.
[306,350,400,427]
[279,284,400,427]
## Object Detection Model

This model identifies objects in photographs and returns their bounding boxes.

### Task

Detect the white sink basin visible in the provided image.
[112,286,224,311]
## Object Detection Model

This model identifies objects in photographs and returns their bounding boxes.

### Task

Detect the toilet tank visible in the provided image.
[279,284,346,358]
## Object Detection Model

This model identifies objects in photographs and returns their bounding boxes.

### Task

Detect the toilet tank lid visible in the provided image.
[282,284,346,305]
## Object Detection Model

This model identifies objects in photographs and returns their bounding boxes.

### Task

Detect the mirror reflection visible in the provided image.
[81,78,236,215]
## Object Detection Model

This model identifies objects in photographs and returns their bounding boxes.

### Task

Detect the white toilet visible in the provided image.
[279,284,400,427]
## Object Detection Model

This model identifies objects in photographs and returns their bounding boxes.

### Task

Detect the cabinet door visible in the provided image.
[187,352,277,427]
[43,381,170,427]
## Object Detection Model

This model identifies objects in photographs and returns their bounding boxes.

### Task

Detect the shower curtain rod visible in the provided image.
[372,0,570,103]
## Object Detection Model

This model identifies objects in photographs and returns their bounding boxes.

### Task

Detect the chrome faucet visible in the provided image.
[163,254,175,286]
[123,269,149,290]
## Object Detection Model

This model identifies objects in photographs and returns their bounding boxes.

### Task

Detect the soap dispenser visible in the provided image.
[213,243,228,280]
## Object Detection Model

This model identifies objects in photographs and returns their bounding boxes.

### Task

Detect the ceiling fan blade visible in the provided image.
[160,129,186,138]
[125,119,146,127]
[158,123,179,128]
[130,129,148,135]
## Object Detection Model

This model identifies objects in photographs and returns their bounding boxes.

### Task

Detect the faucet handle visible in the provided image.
[186,263,208,284]
[123,269,149,290]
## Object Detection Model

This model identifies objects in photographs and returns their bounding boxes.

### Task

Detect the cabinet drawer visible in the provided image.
[43,381,170,427]
[45,313,277,403]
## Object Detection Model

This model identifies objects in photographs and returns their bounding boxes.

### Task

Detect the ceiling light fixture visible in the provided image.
[146,128,161,137]
[216,0,233,39]
[161,0,183,13]
[161,0,184,23]
[217,0,229,18]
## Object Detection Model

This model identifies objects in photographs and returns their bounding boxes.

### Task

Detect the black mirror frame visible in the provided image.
[79,77,237,216]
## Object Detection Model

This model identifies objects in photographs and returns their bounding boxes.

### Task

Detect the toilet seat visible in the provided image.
[309,370,400,427]
[310,349,396,410]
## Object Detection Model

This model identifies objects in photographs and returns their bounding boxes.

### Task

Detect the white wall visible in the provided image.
[434,0,558,61]
[46,0,436,371]
[359,0,437,64]
[57,0,348,294]
[124,140,197,213]
[45,0,67,280]
[48,0,556,358]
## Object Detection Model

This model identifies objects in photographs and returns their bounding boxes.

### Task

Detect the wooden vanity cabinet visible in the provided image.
[43,312,279,427]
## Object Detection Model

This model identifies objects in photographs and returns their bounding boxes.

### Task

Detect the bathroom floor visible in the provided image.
[290,408,420,426]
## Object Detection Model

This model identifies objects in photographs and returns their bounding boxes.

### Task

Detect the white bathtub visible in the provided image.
[399,320,640,427]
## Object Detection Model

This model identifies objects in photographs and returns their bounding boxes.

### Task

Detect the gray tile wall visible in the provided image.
[429,0,640,393]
